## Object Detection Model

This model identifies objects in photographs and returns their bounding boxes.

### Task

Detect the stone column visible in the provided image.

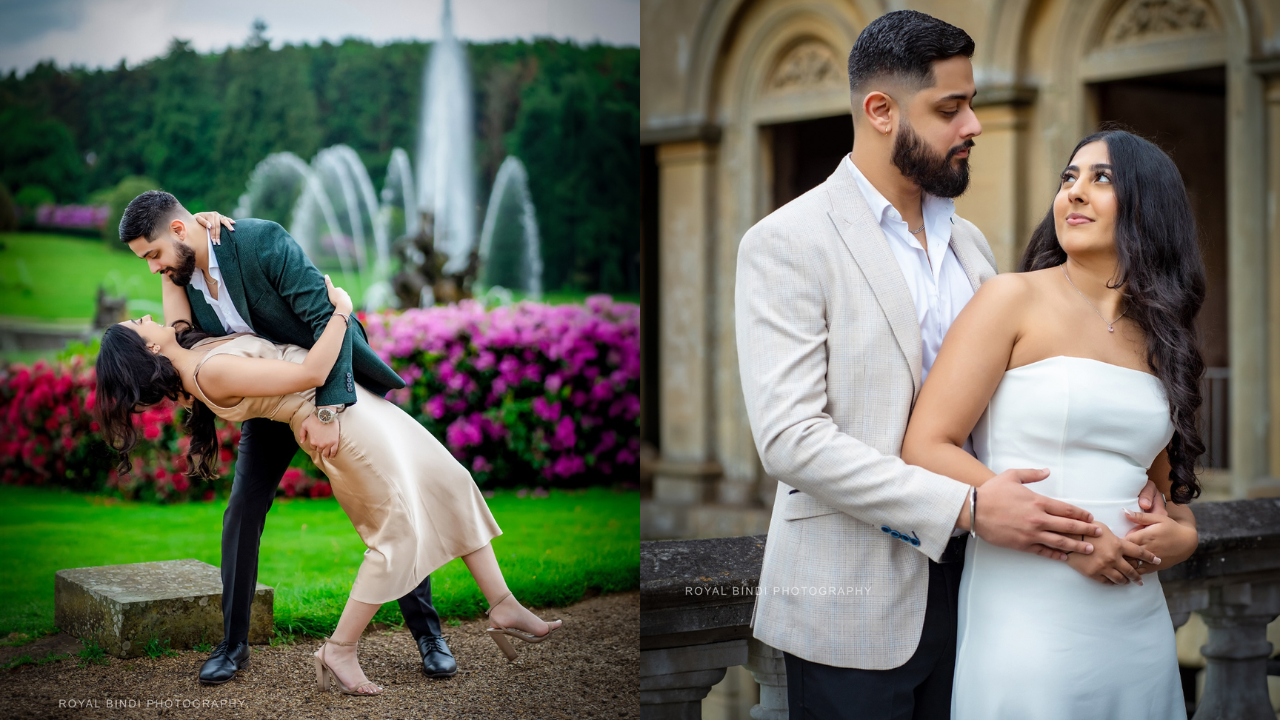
[745,638,787,720]
[954,88,1035,273]
[1227,61,1270,498]
[1266,75,1280,485]
[640,639,749,720]
[1193,582,1280,720]
[645,141,722,539]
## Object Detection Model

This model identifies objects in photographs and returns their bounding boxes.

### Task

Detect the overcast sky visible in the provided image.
[0,0,639,76]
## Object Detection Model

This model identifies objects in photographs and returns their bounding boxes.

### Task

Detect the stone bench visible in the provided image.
[54,559,273,658]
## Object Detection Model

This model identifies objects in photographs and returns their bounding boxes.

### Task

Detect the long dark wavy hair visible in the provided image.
[95,320,222,480]
[1019,130,1206,503]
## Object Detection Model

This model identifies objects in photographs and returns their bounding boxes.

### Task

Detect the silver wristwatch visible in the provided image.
[316,406,338,424]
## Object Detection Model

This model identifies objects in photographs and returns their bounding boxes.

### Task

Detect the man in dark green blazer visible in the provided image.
[119,190,457,684]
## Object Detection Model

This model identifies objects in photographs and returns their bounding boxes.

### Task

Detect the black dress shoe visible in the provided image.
[198,640,250,685]
[416,635,457,678]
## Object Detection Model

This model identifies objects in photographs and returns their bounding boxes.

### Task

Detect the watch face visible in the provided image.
[318,408,335,423]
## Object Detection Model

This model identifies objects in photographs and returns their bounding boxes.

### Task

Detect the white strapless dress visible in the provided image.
[951,356,1184,719]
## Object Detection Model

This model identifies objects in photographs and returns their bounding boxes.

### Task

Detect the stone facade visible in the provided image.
[641,0,1280,541]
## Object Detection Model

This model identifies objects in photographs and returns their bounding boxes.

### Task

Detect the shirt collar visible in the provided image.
[204,228,221,275]
[842,154,956,230]
[843,155,894,225]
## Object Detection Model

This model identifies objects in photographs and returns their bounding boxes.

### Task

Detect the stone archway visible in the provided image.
[645,0,868,542]
[710,1,865,510]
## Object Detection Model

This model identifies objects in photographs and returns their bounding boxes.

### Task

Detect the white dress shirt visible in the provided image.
[843,155,974,381]
[845,156,977,497]
[189,227,253,334]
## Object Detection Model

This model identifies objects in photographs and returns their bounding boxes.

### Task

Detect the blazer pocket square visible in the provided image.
[781,493,842,522]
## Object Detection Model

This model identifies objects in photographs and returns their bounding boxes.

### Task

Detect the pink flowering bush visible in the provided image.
[34,204,110,230]
[0,297,636,498]
[364,296,640,487]
[0,357,111,492]
[0,358,332,502]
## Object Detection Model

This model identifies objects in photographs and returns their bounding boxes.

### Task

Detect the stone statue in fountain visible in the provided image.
[93,286,128,329]
[391,212,479,308]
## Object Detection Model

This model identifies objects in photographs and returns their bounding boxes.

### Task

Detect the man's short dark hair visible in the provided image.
[847,10,975,97]
[118,190,181,243]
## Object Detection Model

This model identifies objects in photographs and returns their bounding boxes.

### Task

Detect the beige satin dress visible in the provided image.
[187,334,501,605]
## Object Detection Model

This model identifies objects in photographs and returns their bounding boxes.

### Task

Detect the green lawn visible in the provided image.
[0,233,164,321]
[0,484,638,642]
[0,232,637,323]
[0,232,371,323]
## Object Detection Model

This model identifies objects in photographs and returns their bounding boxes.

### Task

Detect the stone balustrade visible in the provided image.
[640,499,1280,720]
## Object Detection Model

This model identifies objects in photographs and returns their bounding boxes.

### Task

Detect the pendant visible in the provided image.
[1108,325,1115,333]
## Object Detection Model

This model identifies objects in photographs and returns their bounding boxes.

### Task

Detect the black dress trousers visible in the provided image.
[783,536,967,720]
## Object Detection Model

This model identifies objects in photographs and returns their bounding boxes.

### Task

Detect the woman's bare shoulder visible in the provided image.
[972,271,1032,306]
[975,268,1060,301]
[963,270,1061,329]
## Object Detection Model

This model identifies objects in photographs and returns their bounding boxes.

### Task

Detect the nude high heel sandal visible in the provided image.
[314,637,383,696]
[483,592,563,661]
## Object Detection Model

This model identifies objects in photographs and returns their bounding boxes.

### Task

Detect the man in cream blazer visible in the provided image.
[734,11,1125,718]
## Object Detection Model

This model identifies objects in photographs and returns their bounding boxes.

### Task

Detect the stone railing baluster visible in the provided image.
[641,499,1280,719]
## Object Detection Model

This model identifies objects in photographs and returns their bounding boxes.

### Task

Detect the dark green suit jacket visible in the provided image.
[183,218,405,407]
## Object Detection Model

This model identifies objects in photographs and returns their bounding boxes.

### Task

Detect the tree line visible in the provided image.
[0,26,639,294]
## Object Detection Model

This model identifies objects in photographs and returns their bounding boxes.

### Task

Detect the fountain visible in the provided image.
[234,151,356,285]
[233,0,543,311]
[477,156,542,299]
[381,147,419,241]
[416,0,476,274]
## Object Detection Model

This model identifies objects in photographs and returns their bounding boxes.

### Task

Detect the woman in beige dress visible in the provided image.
[94,276,562,696]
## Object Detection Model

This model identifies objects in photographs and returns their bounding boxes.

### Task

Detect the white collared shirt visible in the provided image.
[189,227,253,334]
[843,155,974,381]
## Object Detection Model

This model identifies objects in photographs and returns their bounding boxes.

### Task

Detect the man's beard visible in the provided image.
[166,240,197,287]
[891,119,975,199]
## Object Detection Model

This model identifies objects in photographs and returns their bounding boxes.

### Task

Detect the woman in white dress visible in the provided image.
[901,129,1203,718]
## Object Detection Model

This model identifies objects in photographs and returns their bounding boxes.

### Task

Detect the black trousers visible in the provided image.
[220,418,442,645]
[784,537,966,720]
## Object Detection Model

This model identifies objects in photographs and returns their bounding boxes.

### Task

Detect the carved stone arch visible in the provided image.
[1095,0,1222,47]
[763,37,845,96]
[976,0,1042,88]
[682,0,876,126]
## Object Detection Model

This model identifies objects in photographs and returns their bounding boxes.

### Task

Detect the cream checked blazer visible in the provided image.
[736,164,999,669]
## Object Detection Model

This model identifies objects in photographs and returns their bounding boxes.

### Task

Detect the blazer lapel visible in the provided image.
[948,220,997,290]
[211,235,255,332]
[823,167,924,396]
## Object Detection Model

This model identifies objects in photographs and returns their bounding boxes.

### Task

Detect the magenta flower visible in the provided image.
[533,396,561,422]
[362,299,640,486]
[550,415,576,451]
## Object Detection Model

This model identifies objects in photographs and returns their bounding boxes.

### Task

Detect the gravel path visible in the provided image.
[0,591,638,719]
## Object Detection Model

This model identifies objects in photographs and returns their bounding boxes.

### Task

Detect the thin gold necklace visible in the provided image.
[1062,264,1128,333]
